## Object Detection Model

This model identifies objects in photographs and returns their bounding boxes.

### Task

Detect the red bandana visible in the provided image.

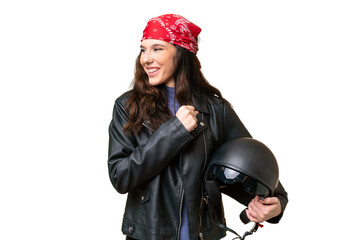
[141,14,202,54]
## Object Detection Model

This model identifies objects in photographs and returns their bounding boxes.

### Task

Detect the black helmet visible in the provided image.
[203,137,279,239]
[207,137,279,198]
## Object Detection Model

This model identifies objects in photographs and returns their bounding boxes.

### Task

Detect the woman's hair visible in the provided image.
[124,45,222,134]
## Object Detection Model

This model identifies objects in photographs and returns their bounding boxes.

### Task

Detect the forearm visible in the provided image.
[108,116,193,194]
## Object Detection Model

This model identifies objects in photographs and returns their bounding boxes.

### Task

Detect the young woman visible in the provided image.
[108,14,288,240]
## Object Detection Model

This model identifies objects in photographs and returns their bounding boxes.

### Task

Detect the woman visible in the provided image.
[108,14,288,240]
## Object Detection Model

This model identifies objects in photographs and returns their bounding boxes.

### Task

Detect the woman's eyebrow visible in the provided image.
[152,44,166,48]
[140,43,166,49]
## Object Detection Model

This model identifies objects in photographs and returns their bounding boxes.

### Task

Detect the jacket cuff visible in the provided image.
[171,116,193,140]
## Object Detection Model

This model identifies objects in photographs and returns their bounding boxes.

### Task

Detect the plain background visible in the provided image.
[1,0,359,239]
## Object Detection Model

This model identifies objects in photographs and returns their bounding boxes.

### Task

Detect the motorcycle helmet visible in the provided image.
[203,137,279,239]
[207,137,279,198]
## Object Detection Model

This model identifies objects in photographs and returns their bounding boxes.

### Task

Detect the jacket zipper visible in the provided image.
[142,122,154,132]
[178,113,207,239]
[200,117,207,174]
[198,113,207,239]
[176,151,185,240]
[177,188,185,240]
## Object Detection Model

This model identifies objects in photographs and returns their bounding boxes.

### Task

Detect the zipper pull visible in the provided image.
[203,194,209,205]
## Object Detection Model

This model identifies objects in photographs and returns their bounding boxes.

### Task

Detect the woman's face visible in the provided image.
[140,39,177,87]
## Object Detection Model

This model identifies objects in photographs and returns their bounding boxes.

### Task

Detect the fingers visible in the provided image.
[181,106,199,116]
[246,209,259,223]
[175,105,199,132]
[246,196,265,223]
[246,196,282,223]
[186,106,199,118]
[260,196,279,205]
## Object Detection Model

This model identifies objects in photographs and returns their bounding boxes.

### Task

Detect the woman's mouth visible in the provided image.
[147,67,160,76]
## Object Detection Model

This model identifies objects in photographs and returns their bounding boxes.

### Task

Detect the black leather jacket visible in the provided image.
[108,91,288,240]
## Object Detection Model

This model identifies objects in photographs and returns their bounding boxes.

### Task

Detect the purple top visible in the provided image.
[165,86,189,240]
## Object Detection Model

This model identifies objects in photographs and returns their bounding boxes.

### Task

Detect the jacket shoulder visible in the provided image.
[115,90,133,107]
[205,95,231,109]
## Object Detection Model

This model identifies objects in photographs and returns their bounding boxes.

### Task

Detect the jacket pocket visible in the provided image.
[136,190,149,204]
[122,218,160,239]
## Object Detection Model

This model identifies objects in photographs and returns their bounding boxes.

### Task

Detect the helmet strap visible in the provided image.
[203,180,262,240]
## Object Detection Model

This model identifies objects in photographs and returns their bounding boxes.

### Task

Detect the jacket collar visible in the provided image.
[192,94,209,114]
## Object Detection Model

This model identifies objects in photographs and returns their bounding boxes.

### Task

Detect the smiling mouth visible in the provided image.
[147,67,160,74]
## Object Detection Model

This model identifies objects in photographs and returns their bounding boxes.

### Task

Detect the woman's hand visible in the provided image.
[246,195,282,223]
[176,105,199,132]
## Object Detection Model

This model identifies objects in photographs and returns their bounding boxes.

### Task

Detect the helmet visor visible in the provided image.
[211,165,270,197]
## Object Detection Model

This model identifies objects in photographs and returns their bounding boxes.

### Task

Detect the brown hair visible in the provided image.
[124,45,222,134]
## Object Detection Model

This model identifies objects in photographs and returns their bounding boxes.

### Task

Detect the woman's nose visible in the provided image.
[143,52,154,64]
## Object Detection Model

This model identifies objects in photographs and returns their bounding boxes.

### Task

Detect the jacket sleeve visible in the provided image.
[222,99,252,141]
[108,98,194,194]
[266,181,288,223]
[220,100,288,223]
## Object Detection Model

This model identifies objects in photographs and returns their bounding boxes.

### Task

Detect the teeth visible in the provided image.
[148,68,159,73]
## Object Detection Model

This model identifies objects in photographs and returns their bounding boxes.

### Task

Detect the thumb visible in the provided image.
[260,197,279,205]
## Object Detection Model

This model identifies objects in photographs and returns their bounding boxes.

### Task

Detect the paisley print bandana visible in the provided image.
[141,14,202,54]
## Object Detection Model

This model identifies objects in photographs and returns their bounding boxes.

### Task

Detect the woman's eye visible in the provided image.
[154,48,163,52]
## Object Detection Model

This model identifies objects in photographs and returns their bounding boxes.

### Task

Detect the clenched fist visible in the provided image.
[176,105,199,132]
